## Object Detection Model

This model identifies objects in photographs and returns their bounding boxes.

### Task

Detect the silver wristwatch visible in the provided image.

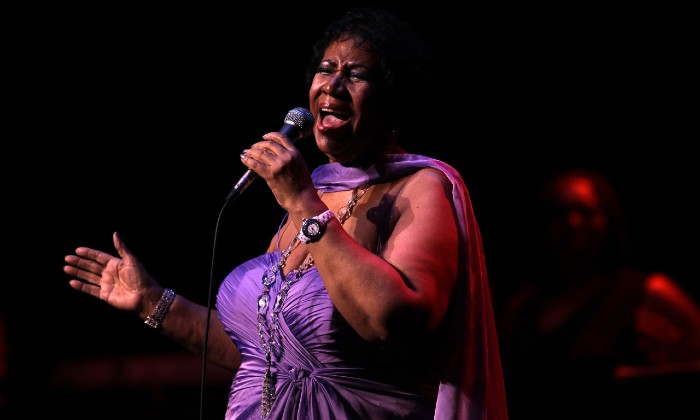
[298,210,335,244]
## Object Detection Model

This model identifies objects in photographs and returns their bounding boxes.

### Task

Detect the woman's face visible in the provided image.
[308,37,391,163]
[544,175,610,262]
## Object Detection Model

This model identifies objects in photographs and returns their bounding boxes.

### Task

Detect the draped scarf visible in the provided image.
[311,154,508,419]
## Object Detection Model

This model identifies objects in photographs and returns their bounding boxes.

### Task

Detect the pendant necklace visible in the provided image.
[257,185,370,418]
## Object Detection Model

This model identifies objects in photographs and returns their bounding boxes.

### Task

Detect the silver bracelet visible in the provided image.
[144,288,175,329]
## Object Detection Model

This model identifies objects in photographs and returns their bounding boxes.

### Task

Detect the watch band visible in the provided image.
[298,209,336,244]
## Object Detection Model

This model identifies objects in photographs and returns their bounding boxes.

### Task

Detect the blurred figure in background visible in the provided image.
[498,168,700,420]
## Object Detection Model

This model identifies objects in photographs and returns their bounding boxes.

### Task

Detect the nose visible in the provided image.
[566,211,585,228]
[323,73,346,96]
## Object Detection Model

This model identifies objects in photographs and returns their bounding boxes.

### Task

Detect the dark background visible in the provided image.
[4,2,698,419]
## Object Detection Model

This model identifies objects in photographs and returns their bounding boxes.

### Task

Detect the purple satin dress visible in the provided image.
[216,154,508,419]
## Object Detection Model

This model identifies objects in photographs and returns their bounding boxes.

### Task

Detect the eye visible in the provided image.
[316,65,333,75]
[349,71,368,82]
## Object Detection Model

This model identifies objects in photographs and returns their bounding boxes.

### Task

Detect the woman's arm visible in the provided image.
[64,231,241,371]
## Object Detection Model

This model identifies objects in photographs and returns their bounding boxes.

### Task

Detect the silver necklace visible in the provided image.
[257,185,370,418]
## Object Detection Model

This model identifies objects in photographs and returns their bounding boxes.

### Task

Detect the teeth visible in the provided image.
[320,107,348,115]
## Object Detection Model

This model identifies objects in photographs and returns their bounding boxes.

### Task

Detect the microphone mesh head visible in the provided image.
[284,107,315,138]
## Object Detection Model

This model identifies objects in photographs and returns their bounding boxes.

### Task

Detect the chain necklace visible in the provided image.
[257,185,370,418]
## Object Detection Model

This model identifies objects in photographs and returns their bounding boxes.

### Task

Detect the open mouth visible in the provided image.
[320,107,351,119]
[319,107,351,128]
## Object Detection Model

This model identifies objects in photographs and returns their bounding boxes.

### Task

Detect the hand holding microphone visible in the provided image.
[226,107,314,202]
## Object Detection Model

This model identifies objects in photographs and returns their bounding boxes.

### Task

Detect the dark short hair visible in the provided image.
[305,7,435,147]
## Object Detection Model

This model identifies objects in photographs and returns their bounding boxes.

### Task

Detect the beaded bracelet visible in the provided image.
[144,288,175,329]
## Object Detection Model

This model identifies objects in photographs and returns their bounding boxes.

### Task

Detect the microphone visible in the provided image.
[225,107,315,201]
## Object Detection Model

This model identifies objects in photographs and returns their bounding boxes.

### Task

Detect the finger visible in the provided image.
[240,150,266,171]
[64,253,112,275]
[262,132,294,149]
[245,144,278,162]
[74,246,116,265]
[113,231,136,264]
[68,278,101,298]
[63,257,107,284]
[252,137,293,161]
[254,137,284,150]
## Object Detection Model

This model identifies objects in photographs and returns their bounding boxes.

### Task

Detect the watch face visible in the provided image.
[306,221,321,235]
[303,219,321,237]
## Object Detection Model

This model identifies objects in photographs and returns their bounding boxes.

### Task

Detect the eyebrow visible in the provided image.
[320,59,374,71]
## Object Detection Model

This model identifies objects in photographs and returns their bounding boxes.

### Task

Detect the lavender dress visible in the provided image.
[216,154,508,419]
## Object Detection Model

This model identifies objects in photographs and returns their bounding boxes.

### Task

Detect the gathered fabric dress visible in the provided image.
[216,154,508,419]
